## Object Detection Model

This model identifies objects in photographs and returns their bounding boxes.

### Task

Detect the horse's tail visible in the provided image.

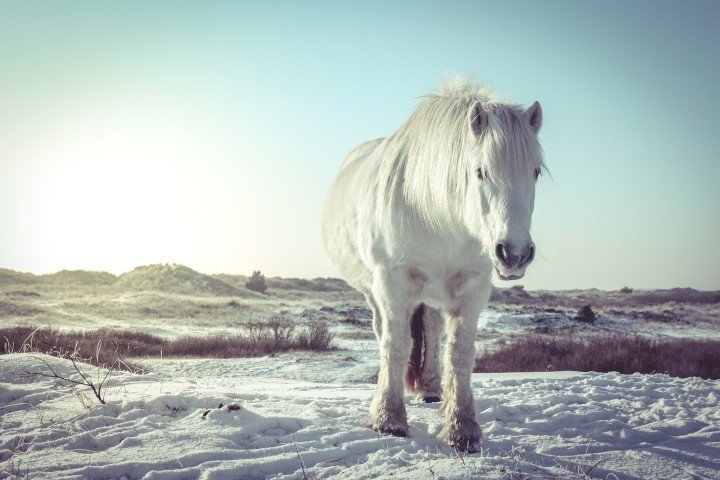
[405,303,425,393]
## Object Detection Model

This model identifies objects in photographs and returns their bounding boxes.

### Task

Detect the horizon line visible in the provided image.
[1,263,717,293]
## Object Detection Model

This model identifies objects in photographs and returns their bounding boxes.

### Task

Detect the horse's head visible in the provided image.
[464,101,543,281]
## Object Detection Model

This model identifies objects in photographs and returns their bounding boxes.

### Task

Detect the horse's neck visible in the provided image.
[404,173,467,240]
[383,178,468,244]
[380,195,480,271]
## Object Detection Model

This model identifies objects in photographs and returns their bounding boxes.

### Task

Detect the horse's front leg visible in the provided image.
[364,293,382,342]
[440,286,489,452]
[370,269,414,437]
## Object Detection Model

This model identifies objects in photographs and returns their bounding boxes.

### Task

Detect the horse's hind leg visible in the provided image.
[418,306,442,403]
[369,269,413,437]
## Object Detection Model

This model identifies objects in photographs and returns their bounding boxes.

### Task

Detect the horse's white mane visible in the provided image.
[375,76,545,236]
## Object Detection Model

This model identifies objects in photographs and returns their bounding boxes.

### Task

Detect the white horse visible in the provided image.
[322,77,544,452]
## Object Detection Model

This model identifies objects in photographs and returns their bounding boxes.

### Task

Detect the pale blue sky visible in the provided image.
[1,1,718,290]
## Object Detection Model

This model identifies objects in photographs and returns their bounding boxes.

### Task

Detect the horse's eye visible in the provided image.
[534,168,541,180]
[476,168,485,180]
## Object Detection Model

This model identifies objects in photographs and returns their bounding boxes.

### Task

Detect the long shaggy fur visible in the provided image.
[322,75,545,451]
[371,76,545,238]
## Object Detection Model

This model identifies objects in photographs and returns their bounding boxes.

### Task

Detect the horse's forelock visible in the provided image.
[481,106,545,186]
[376,77,544,235]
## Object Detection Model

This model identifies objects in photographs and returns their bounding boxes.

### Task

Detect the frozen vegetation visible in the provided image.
[1,264,719,479]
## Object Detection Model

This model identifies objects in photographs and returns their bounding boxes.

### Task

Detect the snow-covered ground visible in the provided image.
[1,268,719,478]
[1,352,719,479]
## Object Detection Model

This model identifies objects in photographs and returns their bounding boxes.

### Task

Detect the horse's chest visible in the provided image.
[406,266,488,310]
[366,225,492,307]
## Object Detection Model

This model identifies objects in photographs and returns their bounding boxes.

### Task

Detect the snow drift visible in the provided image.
[2,353,718,479]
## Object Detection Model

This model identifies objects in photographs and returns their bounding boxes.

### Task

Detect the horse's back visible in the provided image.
[322,138,384,292]
[339,138,384,171]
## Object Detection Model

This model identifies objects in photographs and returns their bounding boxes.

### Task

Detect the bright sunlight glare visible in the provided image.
[5,103,242,274]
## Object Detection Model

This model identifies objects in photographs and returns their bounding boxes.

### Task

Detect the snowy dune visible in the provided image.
[1,264,718,344]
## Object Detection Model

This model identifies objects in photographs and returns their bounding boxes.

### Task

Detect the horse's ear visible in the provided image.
[525,101,542,132]
[469,102,489,136]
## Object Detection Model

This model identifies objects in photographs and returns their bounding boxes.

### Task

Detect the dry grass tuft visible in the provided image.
[4,290,41,298]
[2,327,164,370]
[474,335,720,379]
[2,321,335,372]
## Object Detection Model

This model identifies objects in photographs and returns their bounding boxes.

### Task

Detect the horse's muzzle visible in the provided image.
[495,268,524,281]
[494,241,535,280]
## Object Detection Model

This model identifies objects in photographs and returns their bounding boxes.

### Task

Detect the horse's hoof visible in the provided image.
[423,395,441,403]
[378,425,407,437]
[451,437,481,454]
[441,419,482,453]
[371,421,408,437]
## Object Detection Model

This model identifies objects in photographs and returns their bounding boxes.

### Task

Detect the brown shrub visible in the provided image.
[575,305,596,323]
[296,323,334,351]
[164,336,259,357]
[1,327,166,369]
[474,335,720,379]
[1,322,335,372]
[245,270,268,294]
[244,317,296,350]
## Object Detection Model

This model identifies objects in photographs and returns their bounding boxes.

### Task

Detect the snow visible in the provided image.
[2,352,718,479]
[2,277,719,478]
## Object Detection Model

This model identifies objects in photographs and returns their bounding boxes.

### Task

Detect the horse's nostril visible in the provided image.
[495,243,508,265]
[523,245,535,265]
[497,242,534,268]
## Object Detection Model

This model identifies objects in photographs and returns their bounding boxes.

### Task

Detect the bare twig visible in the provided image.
[22,327,42,352]
[20,350,118,406]
[426,447,436,478]
[454,445,466,465]
[292,435,310,480]
[583,458,608,477]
